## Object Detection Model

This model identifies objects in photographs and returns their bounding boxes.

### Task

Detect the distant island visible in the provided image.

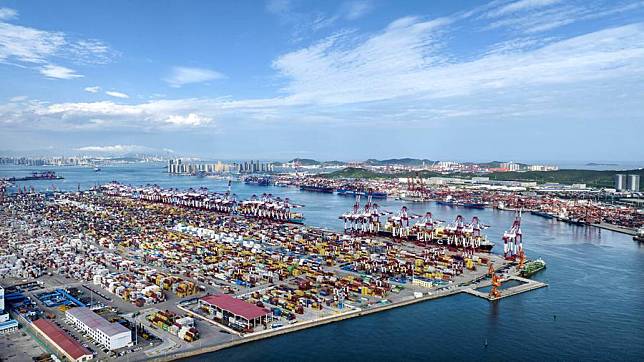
[585,162,618,166]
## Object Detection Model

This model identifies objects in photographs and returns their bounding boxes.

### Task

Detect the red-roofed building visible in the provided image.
[32,318,93,362]
[199,294,271,331]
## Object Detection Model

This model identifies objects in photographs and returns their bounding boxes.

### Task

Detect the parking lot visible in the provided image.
[0,329,47,361]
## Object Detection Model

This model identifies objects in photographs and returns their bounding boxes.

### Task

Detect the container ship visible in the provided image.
[436,196,486,209]
[5,171,63,181]
[377,210,494,252]
[244,176,272,186]
[237,195,305,224]
[300,185,334,193]
[399,194,430,202]
[377,225,495,252]
[520,258,546,277]
[336,189,387,199]
[531,210,555,219]
[461,202,486,209]
[435,195,455,206]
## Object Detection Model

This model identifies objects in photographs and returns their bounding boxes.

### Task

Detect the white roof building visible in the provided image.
[66,307,132,350]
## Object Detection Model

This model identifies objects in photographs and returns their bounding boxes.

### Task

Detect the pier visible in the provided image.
[463,275,547,301]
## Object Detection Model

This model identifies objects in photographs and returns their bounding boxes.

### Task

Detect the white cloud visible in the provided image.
[40,64,83,79]
[345,1,372,20]
[165,113,212,126]
[0,7,18,20]
[64,39,115,65]
[9,95,28,102]
[0,22,65,63]
[266,0,339,40]
[483,0,644,33]
[0,11,114,78]
[266,0,291,15]
[486,0,561,18]
[2,3,644,136]
[84,86,101,93]
[105,91,129,99]
[272,17,644,104]
[164,66,225,87]
[75,144,153,154]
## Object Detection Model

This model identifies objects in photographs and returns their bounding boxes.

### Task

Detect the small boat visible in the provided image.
[634,227,644,242]
[93,166,101,172]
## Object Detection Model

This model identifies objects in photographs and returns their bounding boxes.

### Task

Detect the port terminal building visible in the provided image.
[199,294,272,331]
[32,318,94,361]
[0,285,19,334]
[66,307,132,350]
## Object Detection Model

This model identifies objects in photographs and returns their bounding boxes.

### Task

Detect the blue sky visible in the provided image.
[0,0,643,161]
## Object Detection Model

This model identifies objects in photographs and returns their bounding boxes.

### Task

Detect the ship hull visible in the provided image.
[337,189,387,199]
[377,230,494,252]
[520,261,546,277]
[461,203,486,209]
[300,185,334,193]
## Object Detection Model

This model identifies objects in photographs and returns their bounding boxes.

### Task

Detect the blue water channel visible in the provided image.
[2,164,643,361]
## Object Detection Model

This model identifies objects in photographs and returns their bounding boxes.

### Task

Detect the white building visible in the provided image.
[66,307,132,350]
[501,162,521,171]
[0,285,18,334]
[615,174,627,191]
[627,174,640,192]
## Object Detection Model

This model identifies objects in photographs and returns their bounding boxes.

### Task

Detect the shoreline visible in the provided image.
[591,222,637,236]
[148,287,463,362]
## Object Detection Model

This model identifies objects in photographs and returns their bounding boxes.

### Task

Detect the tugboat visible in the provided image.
[520,258,546,277]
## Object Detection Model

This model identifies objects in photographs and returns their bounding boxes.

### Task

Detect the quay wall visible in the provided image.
[147,288,462,362]
[592,223,637,236]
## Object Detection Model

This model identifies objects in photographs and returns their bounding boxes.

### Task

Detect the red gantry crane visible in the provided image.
[503,211,523,259]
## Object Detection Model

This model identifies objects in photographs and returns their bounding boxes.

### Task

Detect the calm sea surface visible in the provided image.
[2,164,643,361]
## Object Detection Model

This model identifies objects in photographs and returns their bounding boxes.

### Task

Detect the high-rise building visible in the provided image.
[238,160,273,173]
[626,174,640,192]
[614,174,627,191]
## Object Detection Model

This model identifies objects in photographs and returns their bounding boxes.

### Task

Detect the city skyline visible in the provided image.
[1,0,644,161]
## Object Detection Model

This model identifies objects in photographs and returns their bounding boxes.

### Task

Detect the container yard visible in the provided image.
[269,173,643,232]
[1,183,553,361]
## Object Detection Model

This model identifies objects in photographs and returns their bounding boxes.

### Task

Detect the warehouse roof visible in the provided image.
[66,307,130,337]
[32,318,92,361]
[201,294,270,320]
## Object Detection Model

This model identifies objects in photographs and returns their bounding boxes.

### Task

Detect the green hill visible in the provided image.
[364,158,435,166]
[322,167,441,179]
[322,167,392,179]
[288,158,321,166]
[483,169,644,188]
